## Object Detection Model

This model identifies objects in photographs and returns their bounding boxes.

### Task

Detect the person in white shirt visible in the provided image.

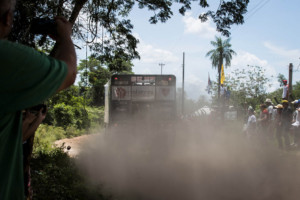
[220,84,226,97]
[245,107,257,138]
[265,98,274,139]
[291,100,300,147]
[282,80,289,99]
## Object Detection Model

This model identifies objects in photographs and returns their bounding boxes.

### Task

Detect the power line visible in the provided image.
[245,0,272,21]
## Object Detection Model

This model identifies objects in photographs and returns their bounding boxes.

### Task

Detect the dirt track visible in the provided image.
[54,134,99,157]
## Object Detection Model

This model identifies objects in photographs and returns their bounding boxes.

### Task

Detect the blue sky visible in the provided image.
[77,0,300,100]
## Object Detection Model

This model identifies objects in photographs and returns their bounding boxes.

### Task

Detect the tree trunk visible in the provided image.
[50,0,88,56]
[218,54,223,102]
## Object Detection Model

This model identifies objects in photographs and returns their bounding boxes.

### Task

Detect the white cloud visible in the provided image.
[133,35,179,64]
[231,51,268,68]
[138,43,179,63]
[264,42,300,61]
[182,12,216,39]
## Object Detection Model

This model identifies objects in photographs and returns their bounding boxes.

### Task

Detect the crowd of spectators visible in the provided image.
[244,97,300,150]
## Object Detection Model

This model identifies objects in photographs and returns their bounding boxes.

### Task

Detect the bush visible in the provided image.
[45,103,104,130]
[31,148,112,200]
[33,124,85,155]
[33,124,65,155]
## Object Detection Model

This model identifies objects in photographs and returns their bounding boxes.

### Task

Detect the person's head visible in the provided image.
[0,0,16,39]
[275,104,283,113]
[282,100,288,108]
[283,80,288,85]
[260,104,266,110]
[248,107,254,115]
[265,98,272,105]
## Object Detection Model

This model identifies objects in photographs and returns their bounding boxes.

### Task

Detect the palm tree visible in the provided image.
[206,36,236,100]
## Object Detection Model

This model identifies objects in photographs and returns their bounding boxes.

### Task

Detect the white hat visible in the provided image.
[265,98,272,103]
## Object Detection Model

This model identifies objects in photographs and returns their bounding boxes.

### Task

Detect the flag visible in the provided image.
[207,73,212,94]
[221,64,225,84]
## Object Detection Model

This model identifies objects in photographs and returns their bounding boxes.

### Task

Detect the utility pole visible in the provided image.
[182,52,185,116]
[158,63,165,75]
[288,63,293,102]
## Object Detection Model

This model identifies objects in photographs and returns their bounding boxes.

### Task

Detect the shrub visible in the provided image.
[31,148,112,200]
[46,103,104,130]
[33,124,65,155]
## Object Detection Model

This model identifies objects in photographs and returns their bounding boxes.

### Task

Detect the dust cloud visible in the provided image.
[77,119,300,200]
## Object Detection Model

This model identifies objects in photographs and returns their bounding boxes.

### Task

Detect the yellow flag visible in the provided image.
[221,64,225,84]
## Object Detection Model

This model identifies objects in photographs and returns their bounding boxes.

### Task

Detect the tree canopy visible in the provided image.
[10,0,250,71]
[206,36,236,98]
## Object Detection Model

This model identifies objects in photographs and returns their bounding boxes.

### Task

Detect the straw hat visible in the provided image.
[281,100,288,104]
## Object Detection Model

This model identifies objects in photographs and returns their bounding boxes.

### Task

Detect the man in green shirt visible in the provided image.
[0,0,77,199]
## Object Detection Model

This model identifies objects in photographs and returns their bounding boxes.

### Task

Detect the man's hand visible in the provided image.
[53,16,73,43]
[49,16,77,93]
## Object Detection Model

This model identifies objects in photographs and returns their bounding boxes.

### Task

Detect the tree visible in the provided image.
[226,65,272,109]
[277,73,287,87]
[10,0,249,70]
[78,57,113,106]
[206,36,236,100]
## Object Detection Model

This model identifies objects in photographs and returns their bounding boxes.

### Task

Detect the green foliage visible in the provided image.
[44,85,104,130]
[277,73,287,87]
[33,124,66,155]
[268,88,282,105]
[206,36,236,97]
[226,65,272,108]
[47,86,87,107]
[78,57,112,106]
[199,0,249,36]
[293,81,300,99]
[10,0,249,64]
[206,36,236,69]
[48,103,103,130]
[31,148,112,200]
[52,103,74,128]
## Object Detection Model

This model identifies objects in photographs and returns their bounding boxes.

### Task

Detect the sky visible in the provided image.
[77,0,300,100]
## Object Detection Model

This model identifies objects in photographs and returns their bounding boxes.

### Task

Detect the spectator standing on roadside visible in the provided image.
[0,0,77,199]
[291,100,300,147]
[258,104,268,141]
[279,100,293,150]
[274,104,284,149]
[245,107,257,139]
[282,80,289,100]
[220,83,227,99]
[265,98,274,139]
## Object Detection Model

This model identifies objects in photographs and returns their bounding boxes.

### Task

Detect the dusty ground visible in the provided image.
[54,134,100,157]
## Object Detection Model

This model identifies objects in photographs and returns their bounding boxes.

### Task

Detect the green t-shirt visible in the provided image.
[0,40,67,200]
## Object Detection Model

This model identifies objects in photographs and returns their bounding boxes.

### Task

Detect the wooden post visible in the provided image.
[288,63,293,102]
[182,52,185,115]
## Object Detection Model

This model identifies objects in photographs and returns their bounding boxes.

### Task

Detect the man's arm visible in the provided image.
[50,16,77,92]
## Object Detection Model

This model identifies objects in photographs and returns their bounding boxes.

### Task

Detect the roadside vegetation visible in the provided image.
[30,58,113,199]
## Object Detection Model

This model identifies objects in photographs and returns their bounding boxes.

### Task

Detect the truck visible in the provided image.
[104,74,176,127]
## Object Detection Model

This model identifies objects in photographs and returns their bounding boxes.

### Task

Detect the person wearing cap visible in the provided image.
[274,104,284,149]
[290,100,300,147]
[258,104,269,141]
[265,98,274,139]
[278,100,292,150]
[282,80,289,100]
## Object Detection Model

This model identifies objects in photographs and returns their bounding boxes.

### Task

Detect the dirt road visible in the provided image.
[54,134,99,157]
